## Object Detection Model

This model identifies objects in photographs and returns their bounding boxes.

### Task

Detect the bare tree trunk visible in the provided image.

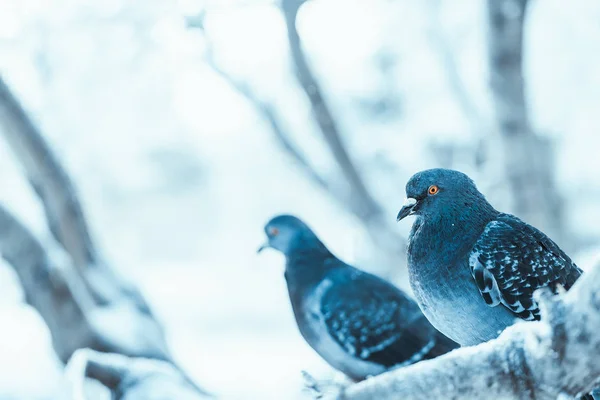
[486,0,565,244]
[339,265,600,400]
[0,75,209,398]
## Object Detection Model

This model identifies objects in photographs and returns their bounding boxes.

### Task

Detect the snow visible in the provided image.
[0,0,599,398]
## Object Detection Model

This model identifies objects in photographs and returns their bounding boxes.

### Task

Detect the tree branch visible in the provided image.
[0,203,97,361]
[203,44,332,196]
[340,264,600,399]
[280,0,383,224]
[0,75,209,396]
[195,10,407,274]
[0,77,97,270]
[278,0,407,272]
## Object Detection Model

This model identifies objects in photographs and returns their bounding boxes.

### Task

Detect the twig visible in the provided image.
[426,0,487,133]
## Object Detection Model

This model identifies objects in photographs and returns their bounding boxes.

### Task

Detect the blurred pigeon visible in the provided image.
[396,168,584,346]
[258,214,458,381]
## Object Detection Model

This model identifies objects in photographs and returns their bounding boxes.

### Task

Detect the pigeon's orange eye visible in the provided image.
[269,227,279,236]
[428,185,439,195]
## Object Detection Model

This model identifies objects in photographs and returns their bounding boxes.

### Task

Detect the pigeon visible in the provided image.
[397,169,600,400]
[396,168,584,347]
[258,214,458,381]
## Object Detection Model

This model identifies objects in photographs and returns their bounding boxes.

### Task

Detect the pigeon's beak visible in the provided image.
[257,242,270,254]
[397,197,417,221]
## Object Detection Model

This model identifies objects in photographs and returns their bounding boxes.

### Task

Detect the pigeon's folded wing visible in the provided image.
[469,214,582,321]
[320,271,437,368]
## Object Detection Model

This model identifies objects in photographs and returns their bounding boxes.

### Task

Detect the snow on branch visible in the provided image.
[280,0,384,226]
[0,203,98,361]
[192,6,407,276]
[339,263,600,400]
[67,349,210,400]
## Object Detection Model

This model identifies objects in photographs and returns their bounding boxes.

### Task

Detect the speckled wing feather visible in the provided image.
[469,213,583,321]
[320,269,439,368]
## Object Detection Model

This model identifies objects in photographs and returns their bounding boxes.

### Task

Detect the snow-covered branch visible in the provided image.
[193,6,407,276]
[67,349,210,400]
[340,263,600,400]
[280,0,384,226]
[200,35,332,196]
[0,75,209,397]
[0,203,96,361]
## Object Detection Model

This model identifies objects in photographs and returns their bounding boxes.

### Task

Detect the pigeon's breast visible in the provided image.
[408,257,517,346]
[293,279,385,380]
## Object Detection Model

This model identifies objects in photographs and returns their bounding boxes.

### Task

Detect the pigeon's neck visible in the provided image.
[284,239,338,291]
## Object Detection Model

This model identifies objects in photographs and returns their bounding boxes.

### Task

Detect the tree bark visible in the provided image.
[486,0,565,244]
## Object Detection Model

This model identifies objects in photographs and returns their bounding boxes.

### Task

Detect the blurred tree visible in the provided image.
[0,75,210,399]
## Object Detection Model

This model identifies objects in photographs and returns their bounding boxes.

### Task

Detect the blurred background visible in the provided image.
[0,0,599,398]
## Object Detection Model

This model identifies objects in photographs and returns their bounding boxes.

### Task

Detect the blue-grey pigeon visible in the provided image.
[397,168,595,399]
[258,214,458,381]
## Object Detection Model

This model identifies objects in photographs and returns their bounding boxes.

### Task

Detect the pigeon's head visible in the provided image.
[258,214,320,255]
[397,168,490,221]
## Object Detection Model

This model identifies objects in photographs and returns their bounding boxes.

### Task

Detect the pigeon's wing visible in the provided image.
[320,267,439,368]
[469,214,583,321]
